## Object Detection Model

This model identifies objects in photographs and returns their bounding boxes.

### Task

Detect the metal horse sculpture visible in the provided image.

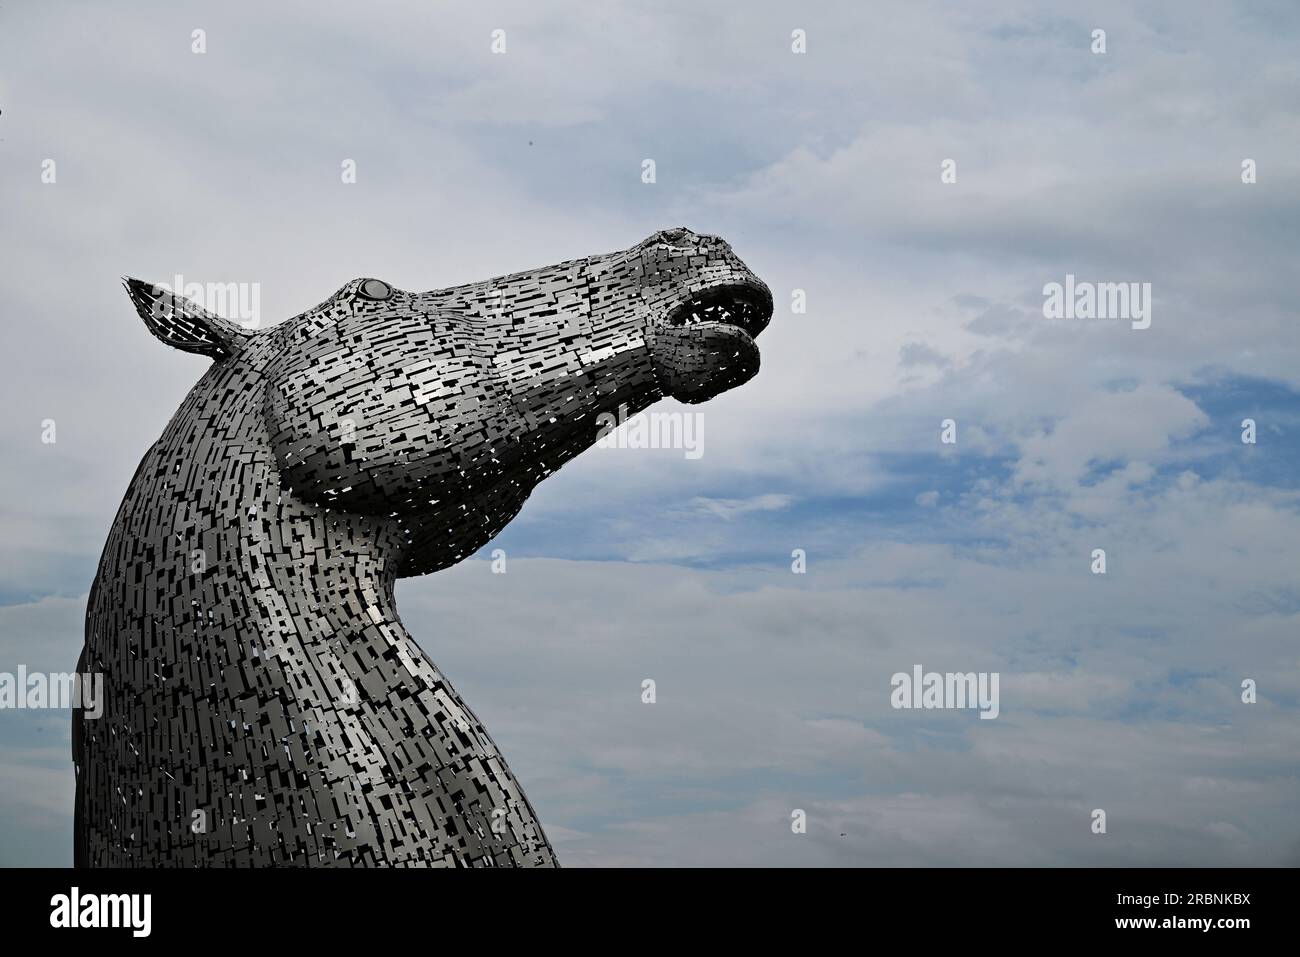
[74,228,772,866]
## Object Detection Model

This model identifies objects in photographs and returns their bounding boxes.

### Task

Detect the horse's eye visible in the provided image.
[359,279,392,300]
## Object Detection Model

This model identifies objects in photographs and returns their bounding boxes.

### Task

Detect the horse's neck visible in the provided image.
[247,509,407,642]
[99,376,409,657]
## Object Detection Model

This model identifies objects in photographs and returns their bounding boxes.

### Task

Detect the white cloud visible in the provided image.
[688,494,795,520]
[1012,385,1209,490]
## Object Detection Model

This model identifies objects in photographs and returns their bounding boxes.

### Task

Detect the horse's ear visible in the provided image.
[122,277,252,359]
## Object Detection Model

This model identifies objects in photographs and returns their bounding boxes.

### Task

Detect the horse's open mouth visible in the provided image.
[651,282,772,403]
[665,284,772,341]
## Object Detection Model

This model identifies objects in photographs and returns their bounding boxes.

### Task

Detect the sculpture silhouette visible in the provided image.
[73,228,773,866]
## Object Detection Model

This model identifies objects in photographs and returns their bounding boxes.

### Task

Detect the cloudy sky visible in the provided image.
[2,0,1298,866]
